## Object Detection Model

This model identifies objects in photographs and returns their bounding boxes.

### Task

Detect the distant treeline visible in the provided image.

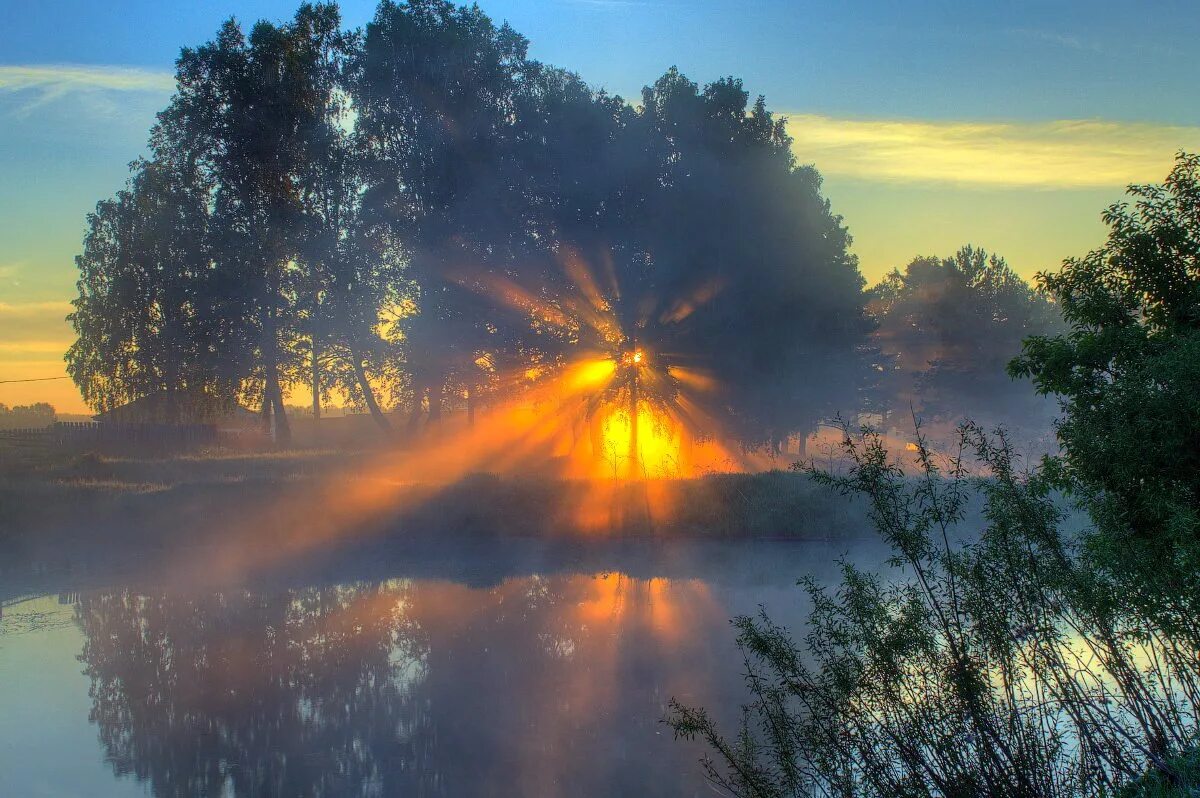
[0,402,56,430]
[66,0,1061,448]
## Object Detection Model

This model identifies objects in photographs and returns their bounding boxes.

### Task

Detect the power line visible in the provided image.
[0,376,70,385]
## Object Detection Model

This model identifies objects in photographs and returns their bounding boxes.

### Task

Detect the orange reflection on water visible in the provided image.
[72,572,729,797]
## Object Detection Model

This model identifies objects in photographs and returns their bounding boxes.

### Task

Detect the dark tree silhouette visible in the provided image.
[631,69,871,450]
[1013,151,1200,597]
[155,7,360,444]
[67,158,233,419]
[352,0,534,432]
[0,402,57,429]
[500,67,873,453]
[68,0,875,453]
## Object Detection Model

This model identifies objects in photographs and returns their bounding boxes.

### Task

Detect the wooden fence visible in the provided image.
[0,421,217,453]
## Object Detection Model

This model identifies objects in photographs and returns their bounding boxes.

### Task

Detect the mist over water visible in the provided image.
[0,536,892,798]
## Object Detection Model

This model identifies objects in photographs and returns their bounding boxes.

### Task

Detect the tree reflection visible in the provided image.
[77,583,428,796]
[76,574,728,797]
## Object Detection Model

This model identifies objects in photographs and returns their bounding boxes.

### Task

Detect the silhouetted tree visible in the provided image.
[69,1,874,451]
[288,6,400,431]
[870,245,1063,427]
[1012,151,1200,610]
[158,8,359,444]
[67,157,232,418]
[352,0,533,431]
[508,67,873,453]
[0,402,57,429]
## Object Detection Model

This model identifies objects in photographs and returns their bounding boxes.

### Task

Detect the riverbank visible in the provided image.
[0,447,873,558]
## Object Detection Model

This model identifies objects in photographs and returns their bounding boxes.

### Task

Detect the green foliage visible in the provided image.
[69,0,874,451]
[67,158,229,416]
[1117,748,1200,798]
[1012,152,1200,596]
[669,424,1200,797]
[670,156,1200,797]
[68,5,407,439]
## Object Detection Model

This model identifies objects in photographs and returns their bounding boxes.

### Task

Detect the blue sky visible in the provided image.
[2,0,1198,410]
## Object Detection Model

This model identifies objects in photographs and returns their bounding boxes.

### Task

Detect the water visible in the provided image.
[0,538,885,797]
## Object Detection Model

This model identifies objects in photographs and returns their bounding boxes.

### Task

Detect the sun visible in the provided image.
[596,404,682,478]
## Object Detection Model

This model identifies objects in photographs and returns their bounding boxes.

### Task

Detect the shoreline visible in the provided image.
[1,448,873,559]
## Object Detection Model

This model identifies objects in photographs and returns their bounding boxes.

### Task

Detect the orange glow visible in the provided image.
[598,404,680,478]
[563,357,616,392]
[667,365,716,393]
[145,249,795,585]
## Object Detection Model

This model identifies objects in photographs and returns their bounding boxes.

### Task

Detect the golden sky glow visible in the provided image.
[786,114,1200,188]
[2,64,1197,413]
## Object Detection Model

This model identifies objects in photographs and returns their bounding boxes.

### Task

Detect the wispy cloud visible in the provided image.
[0,300,74,317]
[0,301,74,344]
[0,64,174,115]
[785,114,1200,188]
[0,64,174,94]
[0,341,73,361]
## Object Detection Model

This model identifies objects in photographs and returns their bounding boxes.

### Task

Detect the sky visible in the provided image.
[2,0,1198,412]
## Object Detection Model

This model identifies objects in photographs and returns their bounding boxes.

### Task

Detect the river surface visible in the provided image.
[0,537,886,797]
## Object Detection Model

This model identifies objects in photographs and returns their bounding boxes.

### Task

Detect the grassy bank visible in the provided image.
[0,446,873,556]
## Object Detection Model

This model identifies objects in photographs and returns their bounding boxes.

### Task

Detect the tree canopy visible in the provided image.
[1013,151,1200,585]
[68,0,876,453]
[668,153,1200,798]
[869,245,1063,427]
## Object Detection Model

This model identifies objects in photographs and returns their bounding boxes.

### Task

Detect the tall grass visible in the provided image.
[668,423,1200,797]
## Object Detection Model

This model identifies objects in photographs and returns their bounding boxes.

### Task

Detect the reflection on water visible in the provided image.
[0,550,846,798]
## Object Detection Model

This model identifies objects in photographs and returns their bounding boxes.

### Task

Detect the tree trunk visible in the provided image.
[427,379,443,426]
[407,382,426,437]
[262,287,291,448]
[311,335,321,423]
[350,349,391,433]
[266,367,291,448]
[466,384,475,428]
[261,391,273,436]
[628,368,639,479]
[796,431,808,461]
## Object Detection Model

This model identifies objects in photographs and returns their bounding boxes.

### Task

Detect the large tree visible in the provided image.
[156,6,359,444]
[1012,151,1200,593]
[69,1,874,454]
[503,67,873,454]
[287,6,402,431]
[352,0,534,431]
[635,69,871,451]
[67,157,231,419]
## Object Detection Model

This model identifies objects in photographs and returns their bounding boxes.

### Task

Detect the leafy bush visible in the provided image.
[668,424,1200,797]
[668,152,1200,798]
